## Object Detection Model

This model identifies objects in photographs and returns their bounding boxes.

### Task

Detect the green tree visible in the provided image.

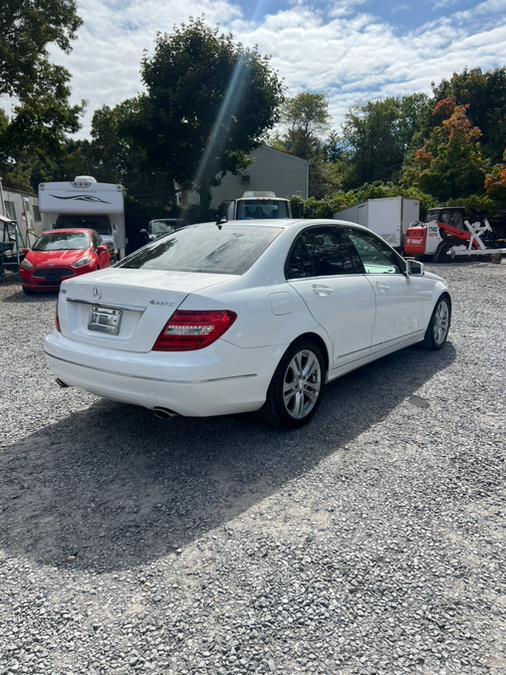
[136,18,284,213]
[0,0,81,97]
[0,62,83,190]
[272,92,332,197]
[432,67,506,162]
[403,100,489,201]
[342,94,430,188]
[59,101,177,230]
[278,93,330,160]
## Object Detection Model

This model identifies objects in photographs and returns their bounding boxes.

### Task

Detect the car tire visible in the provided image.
[421,296,451,350]
[22,287,35,295]
[263,339,326,428]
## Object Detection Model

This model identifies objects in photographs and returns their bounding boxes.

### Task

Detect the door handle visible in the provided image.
[312,284,333,296]
[375,282,390,293]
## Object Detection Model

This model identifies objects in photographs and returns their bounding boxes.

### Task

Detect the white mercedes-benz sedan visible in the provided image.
[45,219,451,427]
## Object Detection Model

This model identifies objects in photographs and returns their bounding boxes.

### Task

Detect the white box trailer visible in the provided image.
[334,197,419,248]
[38,176,126,258]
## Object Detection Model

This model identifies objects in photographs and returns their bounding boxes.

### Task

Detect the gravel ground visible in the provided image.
[0,263,504,674]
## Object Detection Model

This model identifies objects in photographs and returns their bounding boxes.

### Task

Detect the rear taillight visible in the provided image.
[152,310,237,351]
[55,303,61,332]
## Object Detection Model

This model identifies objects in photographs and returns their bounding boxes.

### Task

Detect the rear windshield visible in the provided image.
[119,223,281,275]
[33,232,89,251]
[55,215,112,235]
[236,200,289,219]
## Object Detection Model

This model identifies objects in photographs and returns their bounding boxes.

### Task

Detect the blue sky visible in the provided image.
[48,0,506,136]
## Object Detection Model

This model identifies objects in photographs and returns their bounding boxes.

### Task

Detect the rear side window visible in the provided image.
[346,228,402,275]
[119,223,281,275]
[285,226,363,279]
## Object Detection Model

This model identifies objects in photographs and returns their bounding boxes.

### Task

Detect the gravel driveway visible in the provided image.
[0,264,504,674]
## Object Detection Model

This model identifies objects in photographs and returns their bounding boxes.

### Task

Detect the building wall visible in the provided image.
[0,185,42,246]
[210,146,308,208]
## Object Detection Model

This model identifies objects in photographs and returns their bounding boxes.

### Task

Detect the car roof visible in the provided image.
[216,218,366,230]
[40,229,92,236]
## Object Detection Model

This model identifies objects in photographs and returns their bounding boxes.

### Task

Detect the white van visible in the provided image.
[38,176,126,258]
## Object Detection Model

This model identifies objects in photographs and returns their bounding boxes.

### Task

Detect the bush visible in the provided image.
[445,194,498,217]
[291,182,435,220]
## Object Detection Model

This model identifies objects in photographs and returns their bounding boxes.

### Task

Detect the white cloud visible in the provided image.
[48,0,506,137]
[432,0,459,10]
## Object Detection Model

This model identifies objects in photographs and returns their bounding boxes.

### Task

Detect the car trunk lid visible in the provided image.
[59,268,235,352]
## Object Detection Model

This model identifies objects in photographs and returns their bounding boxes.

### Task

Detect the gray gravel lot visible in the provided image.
[0,263,504,674]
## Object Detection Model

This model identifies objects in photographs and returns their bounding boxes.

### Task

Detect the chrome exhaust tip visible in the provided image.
[152,406,178,420]
[55,378,69,388]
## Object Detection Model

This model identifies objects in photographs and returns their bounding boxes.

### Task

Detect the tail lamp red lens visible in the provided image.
[152,310,237,351]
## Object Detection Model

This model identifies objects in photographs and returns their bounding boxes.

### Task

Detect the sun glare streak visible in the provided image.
[191,53,250,203]
[185,0,268,216]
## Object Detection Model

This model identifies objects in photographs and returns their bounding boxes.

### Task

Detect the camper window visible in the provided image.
[236,200,289,220]
[55,215,112,235]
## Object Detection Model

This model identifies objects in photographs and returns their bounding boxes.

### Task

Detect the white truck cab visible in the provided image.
[219,191,292,221]
[38,176,126,259]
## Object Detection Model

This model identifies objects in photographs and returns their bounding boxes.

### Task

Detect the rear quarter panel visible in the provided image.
[179,283,333,356]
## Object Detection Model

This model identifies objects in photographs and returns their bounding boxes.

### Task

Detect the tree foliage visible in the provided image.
[432,67,506,163]
[403,100,489,201]
[0,0,81,97]
[134,18,283,212]
[0,63,83,190]
[342,94,430,188]
[277,93,330,160]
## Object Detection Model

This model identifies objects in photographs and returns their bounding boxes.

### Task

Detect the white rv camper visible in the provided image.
[38,176,126,258]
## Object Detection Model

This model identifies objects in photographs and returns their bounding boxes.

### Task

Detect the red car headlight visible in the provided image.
[72,256,92,269]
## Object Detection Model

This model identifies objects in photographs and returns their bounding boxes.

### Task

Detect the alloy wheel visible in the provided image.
[433,300,449,345]
[282,349,322,419]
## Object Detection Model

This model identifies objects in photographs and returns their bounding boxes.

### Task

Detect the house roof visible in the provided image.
[255,145,309,165]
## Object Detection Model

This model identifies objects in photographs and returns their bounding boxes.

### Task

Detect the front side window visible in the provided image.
[346,228,402,275]
[92,232,103,248]
[150,220,177,236]
[285,227,364,279]
[119,223,281,275]
[33,232,90,251]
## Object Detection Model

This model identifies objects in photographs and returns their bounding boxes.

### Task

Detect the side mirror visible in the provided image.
[97,244,108,253]
[21,247,29,255]
[406,259,424,276]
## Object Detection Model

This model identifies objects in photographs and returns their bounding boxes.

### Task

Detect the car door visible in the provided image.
[345,226,428,347]
[285,225,376,369]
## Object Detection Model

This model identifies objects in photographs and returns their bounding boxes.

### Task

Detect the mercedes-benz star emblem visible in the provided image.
[92,287,102,301]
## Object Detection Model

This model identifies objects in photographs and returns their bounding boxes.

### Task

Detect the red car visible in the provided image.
[20,229,111,294]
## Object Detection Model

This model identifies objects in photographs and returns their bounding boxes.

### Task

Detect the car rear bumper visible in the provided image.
[44,331,285,416]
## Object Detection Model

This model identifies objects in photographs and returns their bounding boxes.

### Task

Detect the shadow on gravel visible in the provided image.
[1,289,57,303]
[0,343,456,572]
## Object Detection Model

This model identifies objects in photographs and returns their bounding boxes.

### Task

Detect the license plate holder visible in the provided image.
[88,306,122,335]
